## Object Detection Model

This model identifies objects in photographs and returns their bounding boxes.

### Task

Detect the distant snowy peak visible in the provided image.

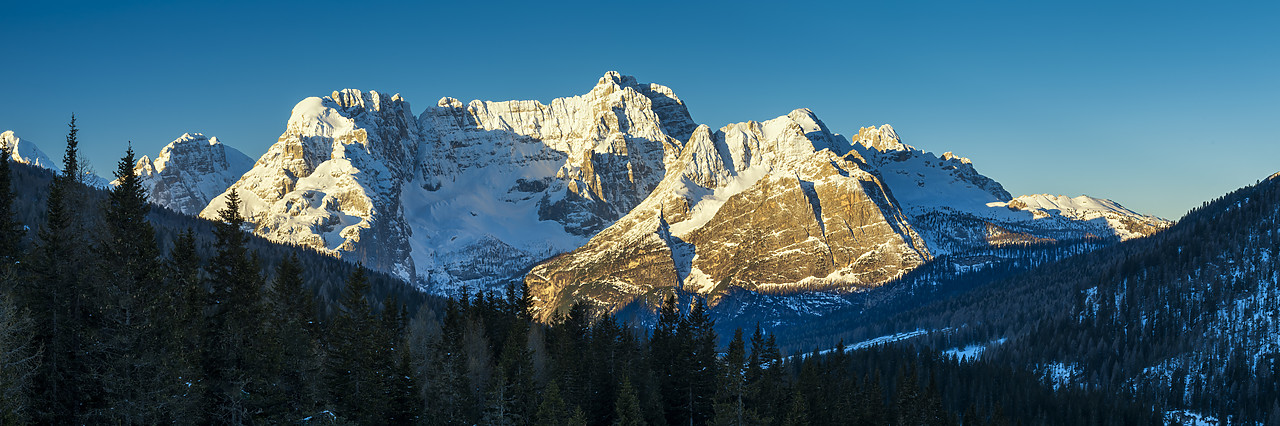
[1005,194,1140,217]
[132,133,253,215]
[997,194,1172,240]
[853,124,911,153]
[0,130,59,170]
[1,130,110,188]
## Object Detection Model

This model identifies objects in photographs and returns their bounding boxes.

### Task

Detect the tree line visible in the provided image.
[0,118,1160,424]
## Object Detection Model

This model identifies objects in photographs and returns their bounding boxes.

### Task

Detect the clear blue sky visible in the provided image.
[2,0,1277,220]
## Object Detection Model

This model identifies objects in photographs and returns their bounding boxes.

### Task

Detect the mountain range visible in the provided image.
[0,72,1171,319]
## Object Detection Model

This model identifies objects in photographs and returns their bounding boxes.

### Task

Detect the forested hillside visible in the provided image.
[828,173,1280,424]
[0,122,1165,425]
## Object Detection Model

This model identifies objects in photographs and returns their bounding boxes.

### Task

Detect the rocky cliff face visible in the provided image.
[185,72,1168,320]
[201,72,696,290]
[132,133,253,215]
[202,89,421,279]
[525,110,930,319]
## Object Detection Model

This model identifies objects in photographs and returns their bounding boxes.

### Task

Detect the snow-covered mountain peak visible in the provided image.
[854,124,912,153]
[0,130,59,170]
[132,133,253,215]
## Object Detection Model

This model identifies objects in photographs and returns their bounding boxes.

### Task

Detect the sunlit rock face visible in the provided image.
[132,133,253,215]
[525,110,931,319]
[201,73,696,290]
[190,71,1169,319]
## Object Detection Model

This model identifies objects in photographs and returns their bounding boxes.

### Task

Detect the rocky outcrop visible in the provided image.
[202,89,421,279]
[132,133,253,215]
[201,72,696,290]
[525,110,930,319]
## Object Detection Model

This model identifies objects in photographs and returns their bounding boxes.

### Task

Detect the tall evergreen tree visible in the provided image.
[163,229,206,420]
[203,190,268,423]
[23,115,99,423]
[98,145,168,423]
[613,376,643,426]
[326,265,386,423]
[264,253,321,422]
[0,145,19,266]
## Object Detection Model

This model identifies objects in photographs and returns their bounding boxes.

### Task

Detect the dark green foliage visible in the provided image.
[21,115,100,423]
[325,265,388,423]
[98,145,169,423]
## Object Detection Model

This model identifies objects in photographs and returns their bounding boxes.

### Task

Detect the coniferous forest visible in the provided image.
[0,120,1185,425]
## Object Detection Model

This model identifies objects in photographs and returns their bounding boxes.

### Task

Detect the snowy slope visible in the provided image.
[130,133,253,215]
[851,125,1170,255]
[1,130,58,169]
[201,72,695,290]
[1,130,111,188]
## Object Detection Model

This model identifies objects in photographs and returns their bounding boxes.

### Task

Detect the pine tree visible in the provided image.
[0,145,37,424]
[782,388,810,426]
[0,289,39,424]
[163,229,206,420]
[613,376,643,426]
[98,145,168,423]
[325,265,386,423]
[687,297,719,425]
[713,328,750,426]
[203,190,268,423]
[23,115,99,423]
[264,253,320,422]
[0,145,19,266]
[536,380,570,425]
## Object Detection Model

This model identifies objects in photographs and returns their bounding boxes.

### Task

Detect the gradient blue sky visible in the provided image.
[2,1,1277,219]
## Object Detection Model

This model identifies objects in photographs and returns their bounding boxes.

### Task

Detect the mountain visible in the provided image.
[525,120,1169,319]
[130,133,253,215]
[201,72,694,289]
[526,110,930,318]
[0,130,110,188]
[186,72,1166,318]
[849,124,1169,254]
[1,130,59,169]
[805,172,1280,424]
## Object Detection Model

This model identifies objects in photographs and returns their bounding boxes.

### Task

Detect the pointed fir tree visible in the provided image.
[98,145,168,423]
[23,114,99,423]
[713,328,750,426]
[535,380,570,426]
[263,253,320,422]
[163,229,206,420]
[613,376,643,426]
[203,189,268,423]
[325,265,387,423]
[0,145,19,267]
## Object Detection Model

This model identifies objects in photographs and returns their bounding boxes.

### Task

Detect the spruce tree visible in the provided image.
[535,380,570,425]
[0,145,18,266]
[326,265,386,423]
[204,190,268,423]
[164,229,206,420]
[264,253,320,422]
[0,289,39,424]
[24,115,99,423]
[98,145,167,423]
[713,328,749,426]
[613,376,643,426]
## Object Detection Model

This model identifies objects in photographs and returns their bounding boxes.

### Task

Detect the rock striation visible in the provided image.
[131,133,253,215]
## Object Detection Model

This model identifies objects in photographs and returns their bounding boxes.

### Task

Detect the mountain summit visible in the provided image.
[182,72,1167,317]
